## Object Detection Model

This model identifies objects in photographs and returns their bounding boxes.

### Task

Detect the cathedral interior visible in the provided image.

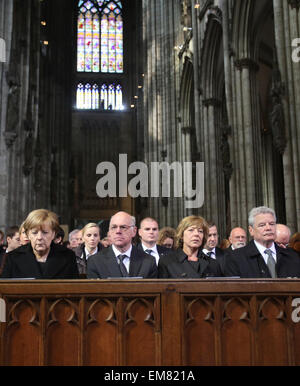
[0,0,299,238]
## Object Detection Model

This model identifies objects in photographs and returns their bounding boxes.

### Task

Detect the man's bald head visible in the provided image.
[275,224,291,248]
[229,227,247,250]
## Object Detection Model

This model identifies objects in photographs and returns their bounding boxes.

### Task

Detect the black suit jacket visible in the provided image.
[87,245,158,279]
[1,243,79,279]
[0,248,6,276]
[201,246,226,275]
[136,243,170,264]
[158,249,223,278]
[224,240,300,278]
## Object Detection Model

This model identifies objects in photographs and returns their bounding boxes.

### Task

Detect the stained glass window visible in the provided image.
[77,0,123,74]
[77,82,123,110]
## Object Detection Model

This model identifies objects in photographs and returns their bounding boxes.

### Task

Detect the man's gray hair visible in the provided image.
[69,229,80,241]
[130,216,136,227]
[248,206,276,227]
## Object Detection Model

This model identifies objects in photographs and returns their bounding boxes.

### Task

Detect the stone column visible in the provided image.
[229,58,262,229]
[273,0,300,231]
[0,0,13,229]
[142,0,182,228]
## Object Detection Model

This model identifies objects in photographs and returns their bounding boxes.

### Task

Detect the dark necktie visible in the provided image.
[145,249,153,255]
[265,249,277,278]
[118,254,129,277]
[206,251,212,258]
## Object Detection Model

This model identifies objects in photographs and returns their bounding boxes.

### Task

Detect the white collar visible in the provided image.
[254,240,277,262]
[112,244,133,258]
[84,246,98,258]
[141,243,158,254]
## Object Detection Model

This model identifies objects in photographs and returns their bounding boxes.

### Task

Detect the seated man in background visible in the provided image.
[87,211,157,279]
[202,222,226,274]
[228,227,247,250]
[68,229,82,250]
[224,206,300,278]
[5,226,21,253]
[275,224,291,249]
[137,217,169,265]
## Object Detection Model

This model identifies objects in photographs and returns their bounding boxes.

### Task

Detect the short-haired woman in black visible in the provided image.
[158,215,223,278]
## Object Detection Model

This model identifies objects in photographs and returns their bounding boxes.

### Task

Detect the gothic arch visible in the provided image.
[198,6,227,233]
[231,0,254,59]
[179,57,194,130]
[200,8,224,99]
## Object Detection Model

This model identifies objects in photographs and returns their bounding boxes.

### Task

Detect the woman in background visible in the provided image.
[157,227,176,249]
[19,221,30,245]
[74,222,102,277]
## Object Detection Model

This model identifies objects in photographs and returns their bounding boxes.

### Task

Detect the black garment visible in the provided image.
[87,245,158,279]
[136,243,170,264]
[202,246,226,275]
[74,242,103,276]
[224,240,300,278]
[0,247,6,276]
[158,249,223,278]
[1,242,79,279]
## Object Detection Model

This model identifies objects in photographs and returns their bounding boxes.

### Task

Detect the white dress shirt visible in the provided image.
[112,244,133,272]
[254,240,277,264]
[202,248,216,259]
[84,246,99,260]
[141,243,160,265]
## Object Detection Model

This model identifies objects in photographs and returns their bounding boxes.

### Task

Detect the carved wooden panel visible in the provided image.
[1,280,300,366]
[182,296,216,365]
[85,297,118,366]
[46,298,81,366]
[220,296,253,365]
[257,296,289,365]
[4,298,42,366]
[123,296,160,366]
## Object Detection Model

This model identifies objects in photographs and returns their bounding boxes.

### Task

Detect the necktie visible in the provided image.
[118,254,129,277]
[145,249,153,255]
[206,251,212,258]
[265,249,277,278]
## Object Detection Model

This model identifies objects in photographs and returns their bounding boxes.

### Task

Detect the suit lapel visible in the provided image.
[129,246,143,276]
[247,241,271,278]
[103,246,123,277]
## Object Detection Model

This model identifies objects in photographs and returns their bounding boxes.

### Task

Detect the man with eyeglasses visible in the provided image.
[87,211,158,279]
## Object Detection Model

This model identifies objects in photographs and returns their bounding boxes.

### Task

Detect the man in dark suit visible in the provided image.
[224,206,300,278]
[202,222,226,274]
[87,212,158,279]
[137,217,169,265]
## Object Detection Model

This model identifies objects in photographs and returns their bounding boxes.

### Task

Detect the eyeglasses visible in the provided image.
[110,225,134,232]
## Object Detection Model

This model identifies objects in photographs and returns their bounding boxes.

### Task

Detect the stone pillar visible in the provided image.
[1,0,41,226]
[0,0,13,229]
[142,0,182,228]
[273,0,300,231]
[229,58,262,229]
